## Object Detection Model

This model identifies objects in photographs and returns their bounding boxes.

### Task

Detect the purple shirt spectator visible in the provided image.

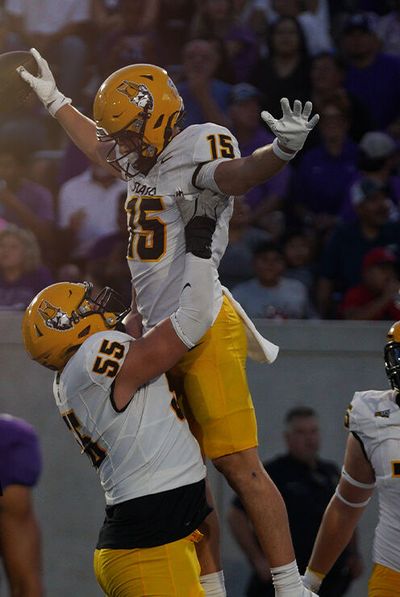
[291,139,359,215]
[0,180,54,225]
[178,79,233,127]
[0,266,54,310]
[345,53,400,129]
[0,414,42,493]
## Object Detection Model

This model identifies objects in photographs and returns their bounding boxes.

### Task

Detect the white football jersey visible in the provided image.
[53,330,206,505]
[124,123,240,331]
[347,389,400,572]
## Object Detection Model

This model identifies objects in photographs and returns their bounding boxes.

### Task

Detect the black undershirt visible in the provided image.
[96,479,211,549]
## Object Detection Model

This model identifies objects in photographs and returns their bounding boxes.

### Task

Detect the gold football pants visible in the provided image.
[169,295,258,459]
[94,533,204,596]
[368,563,400,596]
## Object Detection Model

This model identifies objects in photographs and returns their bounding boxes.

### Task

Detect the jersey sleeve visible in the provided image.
[191,124,240,192]
[0,416,42,491]
[81,331,132,392]
[344,391,376,460]
[192,123,241,164]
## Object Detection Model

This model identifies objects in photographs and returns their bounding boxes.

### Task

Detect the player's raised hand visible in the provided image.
[16,48,71,117]
[262,98,319,154]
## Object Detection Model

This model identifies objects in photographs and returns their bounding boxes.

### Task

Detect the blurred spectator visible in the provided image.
[376,0,400,56]
[340,12,400,130]
[338,246,400,320]
[260,0,333,56]
[316,177,400,317]
[177,38,233,128]
[57,163,125,262]
[251,16,311,119]
[4,0,91,105]
[0,146,57,259]
[218,198,270,289]
[288,96,358,238]
[228,82,291,229]
[0,224,54,310]
[309,52,374,143]
[0,413,43,596]
[91,0,124,35]
[155,0,197,69]
[232,241,318,319]
[57,140,91,187]
[340,130,400,221]
[233,0,270,41]
[228,406,361,597]
[94,0,159,78]
[83,192,131,305]
[281,230,317,292]
[190,0,260,82]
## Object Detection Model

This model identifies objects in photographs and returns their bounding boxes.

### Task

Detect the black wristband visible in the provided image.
[185,216,216,259]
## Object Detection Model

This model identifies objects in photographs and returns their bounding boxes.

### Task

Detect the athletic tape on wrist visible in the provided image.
[272,138,297,161]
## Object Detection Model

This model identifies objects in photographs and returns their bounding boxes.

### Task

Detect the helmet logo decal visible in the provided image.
[117,81,154,112]
[39,300,73,331]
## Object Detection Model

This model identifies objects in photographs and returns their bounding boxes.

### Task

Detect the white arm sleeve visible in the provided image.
[170,253,214,348]
[194,159,231,194]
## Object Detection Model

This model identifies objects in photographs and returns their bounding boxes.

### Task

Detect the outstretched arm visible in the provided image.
[213,99,319,196]
[17,49,116,174]
[303,433,375,592]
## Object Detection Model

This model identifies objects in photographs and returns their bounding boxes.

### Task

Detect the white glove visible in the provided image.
[16,48,71,117]
[262,98,319,159]
[175,188,228,225]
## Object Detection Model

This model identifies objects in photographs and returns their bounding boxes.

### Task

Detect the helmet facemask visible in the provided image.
[384,341,400,393]
[23,282,131,371]
[97,108,181,178]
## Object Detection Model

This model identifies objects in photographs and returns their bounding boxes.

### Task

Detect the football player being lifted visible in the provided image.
[19,49,319,597]
[303,321,400,597]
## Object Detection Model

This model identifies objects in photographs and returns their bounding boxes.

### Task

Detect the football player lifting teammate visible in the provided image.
[19,48,319,597]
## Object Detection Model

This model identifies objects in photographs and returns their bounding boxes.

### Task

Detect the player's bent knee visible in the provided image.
[212,448,265,488]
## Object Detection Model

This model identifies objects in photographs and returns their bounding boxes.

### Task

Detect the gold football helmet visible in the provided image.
[385,321,400,392]
[22,282,130,371]
[93,63,184,177]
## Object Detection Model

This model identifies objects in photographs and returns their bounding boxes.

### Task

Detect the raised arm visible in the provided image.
[17,49,116,173]
[303,433,375,593]
[213,99,319,196]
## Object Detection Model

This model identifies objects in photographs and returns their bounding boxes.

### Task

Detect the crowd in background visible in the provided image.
[0,0,400,320]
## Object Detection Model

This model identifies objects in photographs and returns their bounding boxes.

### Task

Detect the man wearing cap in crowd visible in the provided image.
[340,130,400,221]
[228,82,290,232]
[316,176,400,317]
[339,246,400,320]
[340,12,400,130]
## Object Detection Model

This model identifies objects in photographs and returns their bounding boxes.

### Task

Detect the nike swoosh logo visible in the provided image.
[160,155,173,164]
